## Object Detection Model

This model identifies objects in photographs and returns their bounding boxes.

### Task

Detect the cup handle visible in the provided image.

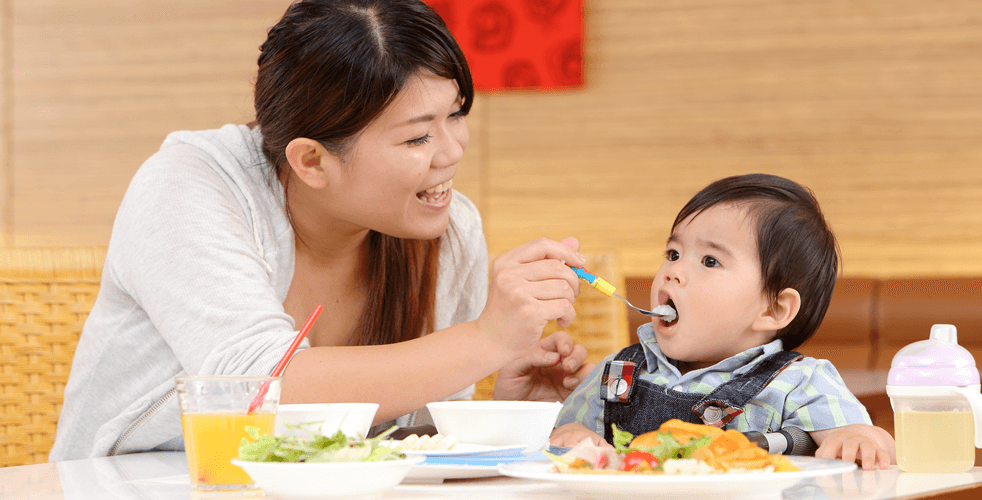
[954,387,982,448]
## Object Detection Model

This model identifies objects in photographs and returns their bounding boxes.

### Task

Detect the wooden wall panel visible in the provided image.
[11,0,291,245]
[8,0,487,247]
[1,0,10,245]
[484,0,982,278]
[5,0,982,282]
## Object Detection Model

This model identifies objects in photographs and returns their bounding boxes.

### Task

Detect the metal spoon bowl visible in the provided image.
[614,293,676,322]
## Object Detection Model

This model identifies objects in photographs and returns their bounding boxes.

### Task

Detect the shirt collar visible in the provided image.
[636,322,785,381]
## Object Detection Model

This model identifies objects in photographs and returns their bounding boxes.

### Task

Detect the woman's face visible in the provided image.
[321,72,469,240]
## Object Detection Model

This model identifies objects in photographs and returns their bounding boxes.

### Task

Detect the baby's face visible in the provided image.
[650,203,775,371]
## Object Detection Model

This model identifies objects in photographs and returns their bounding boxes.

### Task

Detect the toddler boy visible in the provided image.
[552,174,894,470]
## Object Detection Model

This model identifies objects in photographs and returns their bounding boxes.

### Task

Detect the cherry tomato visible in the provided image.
[621,451,659,472]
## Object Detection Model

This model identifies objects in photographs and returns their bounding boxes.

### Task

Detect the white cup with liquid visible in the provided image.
[886,324,982,473]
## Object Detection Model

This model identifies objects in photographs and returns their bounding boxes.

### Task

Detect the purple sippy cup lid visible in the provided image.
[887,324,980,386]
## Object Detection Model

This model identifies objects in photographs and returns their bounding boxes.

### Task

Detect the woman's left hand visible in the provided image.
[492,330,595,402]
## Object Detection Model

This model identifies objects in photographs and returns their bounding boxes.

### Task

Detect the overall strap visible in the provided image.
[600,344,646,404]
[602,343,707,442]
[615,342,647,364]
[690,350,804,427]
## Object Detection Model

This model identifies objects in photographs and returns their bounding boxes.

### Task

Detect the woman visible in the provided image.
[50,0,592,461]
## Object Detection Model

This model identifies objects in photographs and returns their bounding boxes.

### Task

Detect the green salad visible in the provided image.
[237,424,406,463]
[611,423,712,460]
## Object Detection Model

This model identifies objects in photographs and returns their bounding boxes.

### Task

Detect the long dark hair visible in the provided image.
[672,174,841,350]
[254,0,474,345]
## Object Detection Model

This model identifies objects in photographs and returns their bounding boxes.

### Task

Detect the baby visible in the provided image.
[552,173,895,470]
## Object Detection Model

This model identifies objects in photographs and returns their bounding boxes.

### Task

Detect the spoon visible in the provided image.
[613,293,677,322]
[571,267,677,322]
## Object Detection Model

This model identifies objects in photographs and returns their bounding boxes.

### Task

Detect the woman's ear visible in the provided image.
[284,138,335,189]
[753,288,801,332]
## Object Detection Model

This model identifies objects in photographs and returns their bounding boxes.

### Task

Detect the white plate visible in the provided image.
[231,455,424,499]
[497,456,858,500]
[402,463,501,483]
[401,451,548,483]
[385,441,527,456]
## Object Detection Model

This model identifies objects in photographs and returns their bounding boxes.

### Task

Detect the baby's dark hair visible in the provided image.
[672,174,840,350]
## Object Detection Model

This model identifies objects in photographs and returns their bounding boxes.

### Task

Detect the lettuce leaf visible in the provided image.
[611,424,635,454]
[237,424,405,463]
[610,424,713,464]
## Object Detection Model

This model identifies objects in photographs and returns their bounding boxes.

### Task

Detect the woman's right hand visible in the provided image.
[476,237,587,355]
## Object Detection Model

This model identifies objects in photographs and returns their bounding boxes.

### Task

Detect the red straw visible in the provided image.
[248,304,323,413]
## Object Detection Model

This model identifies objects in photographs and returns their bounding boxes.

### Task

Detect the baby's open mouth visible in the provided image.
[661,298,678,327]
[417,179,453,203]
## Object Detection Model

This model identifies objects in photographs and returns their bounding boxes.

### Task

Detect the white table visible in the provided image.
[2,452,982,500]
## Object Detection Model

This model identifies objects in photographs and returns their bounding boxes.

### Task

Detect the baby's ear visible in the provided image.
[754,288,801,332]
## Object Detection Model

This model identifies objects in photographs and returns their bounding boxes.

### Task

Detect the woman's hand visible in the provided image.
[475,237,586,356]
[493,330,596,402]
[812,424,895,470]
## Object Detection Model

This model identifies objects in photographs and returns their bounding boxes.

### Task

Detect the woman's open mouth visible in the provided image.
[417,179,453,204]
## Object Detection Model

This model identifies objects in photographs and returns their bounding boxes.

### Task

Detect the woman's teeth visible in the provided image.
[417,179,453,203]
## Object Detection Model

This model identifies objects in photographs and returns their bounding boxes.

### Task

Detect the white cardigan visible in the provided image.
[50,124,488,461]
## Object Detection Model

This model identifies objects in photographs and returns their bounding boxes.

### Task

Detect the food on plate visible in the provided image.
[237,424,405,463]
[397,433,459,451]
[546,419,801,475]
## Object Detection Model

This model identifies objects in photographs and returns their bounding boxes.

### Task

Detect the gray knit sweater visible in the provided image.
[50,124,488,461]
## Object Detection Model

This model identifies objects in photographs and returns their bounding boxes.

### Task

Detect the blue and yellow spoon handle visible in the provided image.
[571,266,616,297]
[571,266,675,320]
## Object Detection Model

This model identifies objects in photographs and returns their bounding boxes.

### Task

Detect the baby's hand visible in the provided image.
[550,423,611,449]
[813,424,894,470]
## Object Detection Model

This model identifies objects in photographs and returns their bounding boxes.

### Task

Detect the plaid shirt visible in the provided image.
[556,323,872,435]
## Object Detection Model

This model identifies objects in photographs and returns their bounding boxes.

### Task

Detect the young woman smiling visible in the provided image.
[50,0,593,461]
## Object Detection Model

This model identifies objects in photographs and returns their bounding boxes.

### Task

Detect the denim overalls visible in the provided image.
[601,343,803,443]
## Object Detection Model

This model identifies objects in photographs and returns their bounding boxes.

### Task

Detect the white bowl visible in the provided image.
[426,400,562,452]
[274,403,379,439]
[231,455,424,500]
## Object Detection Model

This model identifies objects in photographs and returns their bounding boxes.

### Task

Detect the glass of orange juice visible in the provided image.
[175,375,281,492]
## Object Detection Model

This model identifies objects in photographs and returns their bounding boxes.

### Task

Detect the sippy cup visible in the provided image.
[886,324,982,473]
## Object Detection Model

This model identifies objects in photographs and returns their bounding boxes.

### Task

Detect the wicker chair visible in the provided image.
[0,247,106,467]
[474,253,630,400]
